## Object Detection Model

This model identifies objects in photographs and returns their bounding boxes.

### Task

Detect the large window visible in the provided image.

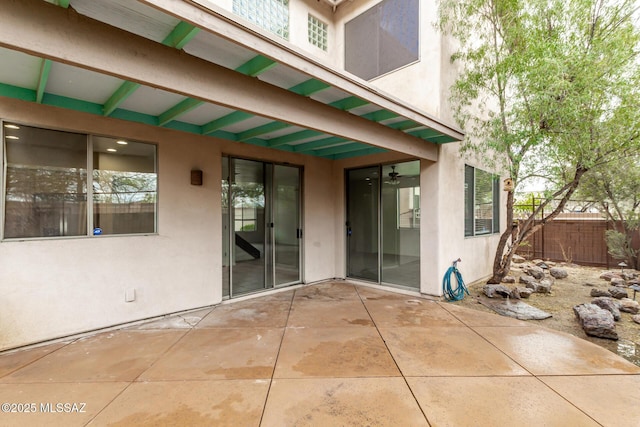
[3,122,157,239]
[233,0,289,40]
[464,165,499,237]
[345,0,419,80]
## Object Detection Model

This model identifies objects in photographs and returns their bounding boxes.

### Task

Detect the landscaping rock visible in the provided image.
[549,267,568,279]
[600,271,622,281]
[537,262,549,270]
[633,314,640,325]
[525,266,545,280]
[524,282,541,292]
[483,300,552,320]
[538,279,553,294]
[511,287,533,299]
[609,287,629,299]
[627,278,640,287]
[502,275,516,284]
[573,304,618,340]
[622,273,638,281]
[512,254,526,264]
[591,297,621,321]
[519,275,537,286]
[590,288,612,297]
[610,277,627,287]
[619,298,639,314]
[483,284,512,298]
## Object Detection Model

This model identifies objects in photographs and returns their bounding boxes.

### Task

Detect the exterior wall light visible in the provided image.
[191,169,203,186]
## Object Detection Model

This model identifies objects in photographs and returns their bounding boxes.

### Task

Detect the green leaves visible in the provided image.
[439,0,640,193]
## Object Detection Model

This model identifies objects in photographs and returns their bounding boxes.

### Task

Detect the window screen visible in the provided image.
[345,0,419,80]
[464,165,500,237]
[4,124,87,238]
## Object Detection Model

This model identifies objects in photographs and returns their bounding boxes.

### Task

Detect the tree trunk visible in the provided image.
[488,166,588,284]
[487,186,516,284]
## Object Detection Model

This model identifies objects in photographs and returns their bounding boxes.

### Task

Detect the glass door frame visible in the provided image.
[346,166,381,283]
[345,161,421,290]
[222,156,303,299]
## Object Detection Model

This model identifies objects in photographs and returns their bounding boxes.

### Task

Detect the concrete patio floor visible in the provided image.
[1,281,639,426]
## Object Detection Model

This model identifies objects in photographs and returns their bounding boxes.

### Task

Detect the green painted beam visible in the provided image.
[288,79,331,96]
[42,93,104,116]
[208,129,238,141]
[360,109,399,122]
[293,136,347,152]
[408,128,442,139]
[236,121,290,141]
[161,55,277,129]
[260,96,370,147]
[158,97,203,126]
[163,120,203,134]
[331,147,387,160]
[102,81,141,116]
[313,143,365,157]
[110,108,159,126]
[0,82,36,102]
[36,59,52,104]
[162,21,200,49]
[202,111,253,135]
[55,0,70,8]
[235,55,278,77]
[102,21,199,116]
[428,135,458,143]
[268,129,323,147]
[387,119,423,131]
[329,96,369,111]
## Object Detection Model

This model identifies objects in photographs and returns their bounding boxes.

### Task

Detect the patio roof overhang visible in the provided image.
[0,0,464,161]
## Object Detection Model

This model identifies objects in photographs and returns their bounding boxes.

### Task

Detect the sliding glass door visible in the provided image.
[222,157,302,298]
[346,161,420,289]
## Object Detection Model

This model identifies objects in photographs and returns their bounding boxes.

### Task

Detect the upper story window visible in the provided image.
[233,0,290,40]
[464,165,500,237]
[308,14,328,51]
[345,0,419,80]
[3,122,157,239]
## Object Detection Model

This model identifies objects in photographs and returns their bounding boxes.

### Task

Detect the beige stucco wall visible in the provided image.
[0,98,337,350]
[0,0,503,350]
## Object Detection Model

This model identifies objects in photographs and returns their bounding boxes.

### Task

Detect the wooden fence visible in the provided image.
[516,219,640,267]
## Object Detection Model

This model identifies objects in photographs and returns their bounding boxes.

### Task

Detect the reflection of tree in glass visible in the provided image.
[232,183,265,207]
[6,166,87,201]
[93,170,157,204]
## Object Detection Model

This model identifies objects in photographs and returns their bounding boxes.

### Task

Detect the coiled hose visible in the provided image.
[442,258,469,301]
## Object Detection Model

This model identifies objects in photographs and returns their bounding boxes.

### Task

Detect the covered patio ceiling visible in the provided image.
[0,0,463,161]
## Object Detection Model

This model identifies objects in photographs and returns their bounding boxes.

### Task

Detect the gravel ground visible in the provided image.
[449,262,640,366]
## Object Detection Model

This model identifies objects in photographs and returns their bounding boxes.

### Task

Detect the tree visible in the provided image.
[577,155,640,268]
[438,0,640,283]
